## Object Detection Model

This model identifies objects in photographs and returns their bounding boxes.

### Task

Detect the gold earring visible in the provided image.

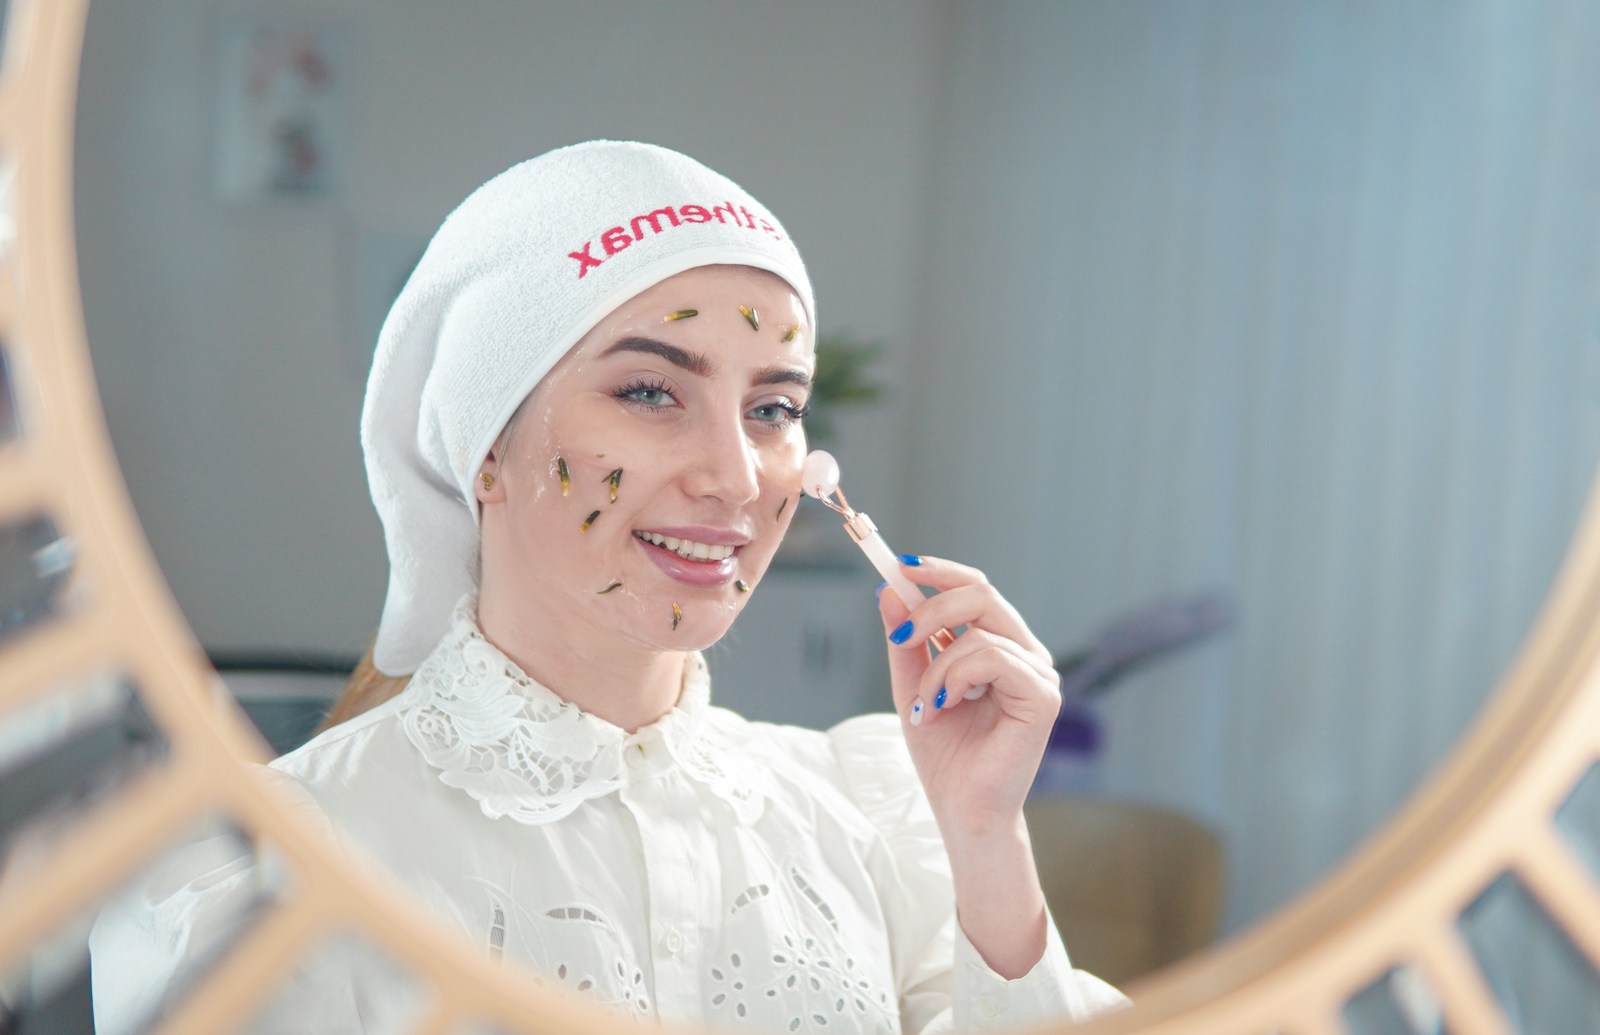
[480,472,495,491]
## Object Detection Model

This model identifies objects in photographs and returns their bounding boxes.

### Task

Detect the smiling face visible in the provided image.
[475,265,813,666]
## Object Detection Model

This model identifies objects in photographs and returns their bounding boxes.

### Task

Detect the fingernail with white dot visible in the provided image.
[910,698,925,726]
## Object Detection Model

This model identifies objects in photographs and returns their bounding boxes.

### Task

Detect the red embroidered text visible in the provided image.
[568,201,786,279]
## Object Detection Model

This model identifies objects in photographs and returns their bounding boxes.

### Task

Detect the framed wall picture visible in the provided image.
[212,18,348,202]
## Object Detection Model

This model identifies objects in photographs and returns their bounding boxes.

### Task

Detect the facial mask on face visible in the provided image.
[478,266,810,662]
[363,141,815,675]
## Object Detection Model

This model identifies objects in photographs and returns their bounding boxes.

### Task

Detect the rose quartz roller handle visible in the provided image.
[801,451,956,652]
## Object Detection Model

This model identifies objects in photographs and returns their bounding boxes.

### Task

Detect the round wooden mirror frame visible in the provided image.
[4,3,1598,1032]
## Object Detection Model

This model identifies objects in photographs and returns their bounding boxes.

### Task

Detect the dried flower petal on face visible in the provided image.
[782,324,799,342]
[663,309,699,322]
[605,468,623,503]
[671,602,683,630]
[598,581,623,594]
[557,457,571,496]
[738,305,760,331]
[776,496,788,520]
[734,580,750,593]
[580,510,601,532]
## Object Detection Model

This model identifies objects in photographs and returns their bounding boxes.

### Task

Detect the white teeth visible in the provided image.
[636,531,735,562]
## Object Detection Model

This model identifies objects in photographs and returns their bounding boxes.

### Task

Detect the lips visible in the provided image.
[632,527,748,587]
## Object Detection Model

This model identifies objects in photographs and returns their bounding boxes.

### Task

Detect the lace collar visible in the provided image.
[396,598,768,827]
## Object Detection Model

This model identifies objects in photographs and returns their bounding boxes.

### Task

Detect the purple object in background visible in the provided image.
[1033,590,1233,796]
[1035,704,1104,794]
[1049,705,1102,754]
[1056,590,1233,701]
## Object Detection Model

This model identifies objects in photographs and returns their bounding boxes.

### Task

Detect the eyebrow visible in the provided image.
[602,336,714,377]
[752,365,813,390]
[601,336,813,390]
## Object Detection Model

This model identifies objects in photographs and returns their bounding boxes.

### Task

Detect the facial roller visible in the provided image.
[802,450,956,652]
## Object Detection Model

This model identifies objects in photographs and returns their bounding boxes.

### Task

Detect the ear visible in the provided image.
[475,447,507,505]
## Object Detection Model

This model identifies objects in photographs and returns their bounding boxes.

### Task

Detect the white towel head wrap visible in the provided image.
[362,140,814,674]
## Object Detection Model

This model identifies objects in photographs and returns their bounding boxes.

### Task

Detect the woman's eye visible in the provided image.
[615,379,676,408]
[749,400,811,426]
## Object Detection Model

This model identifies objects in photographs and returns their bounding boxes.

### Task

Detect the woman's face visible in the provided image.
[477,265,813,656]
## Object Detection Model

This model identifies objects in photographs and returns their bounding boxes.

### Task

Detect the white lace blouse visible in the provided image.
[91,599,1126,1033]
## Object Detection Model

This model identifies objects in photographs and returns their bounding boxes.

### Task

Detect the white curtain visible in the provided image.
[904,1,1600,983]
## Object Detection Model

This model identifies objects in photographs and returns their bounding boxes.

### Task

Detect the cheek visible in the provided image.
[761,437,806,489]
[758,438,807,526]
[524,408,673,528]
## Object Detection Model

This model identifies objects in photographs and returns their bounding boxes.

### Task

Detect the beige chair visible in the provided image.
[1027,795,1225,986]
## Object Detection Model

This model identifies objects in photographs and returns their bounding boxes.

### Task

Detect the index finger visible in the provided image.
[893,554,1051,660]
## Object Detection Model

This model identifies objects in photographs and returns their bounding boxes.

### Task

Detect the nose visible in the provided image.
[682,414,762,506]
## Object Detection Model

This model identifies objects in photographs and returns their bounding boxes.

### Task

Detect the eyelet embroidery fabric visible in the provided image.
[398,596,768,825]
[482,888,652,1018]
[477,872,897,1032]
[708,869,898,1034]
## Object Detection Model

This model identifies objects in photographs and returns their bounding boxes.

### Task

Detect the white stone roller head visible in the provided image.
[801,450,841,499]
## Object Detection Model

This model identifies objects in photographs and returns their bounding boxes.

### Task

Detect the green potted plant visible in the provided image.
[804,334,885,444]
[776,333,887,565]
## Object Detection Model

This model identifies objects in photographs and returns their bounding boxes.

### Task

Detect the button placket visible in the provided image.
[620,769,717,1019]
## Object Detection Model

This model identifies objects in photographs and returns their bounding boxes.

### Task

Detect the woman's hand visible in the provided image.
[877,554,1061,833]
[876,553,1061,978]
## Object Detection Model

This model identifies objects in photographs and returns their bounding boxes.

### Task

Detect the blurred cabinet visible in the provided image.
[219,568,892,752]
[705,567,891,730]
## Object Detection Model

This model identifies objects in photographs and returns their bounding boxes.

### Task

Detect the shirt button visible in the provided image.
[661,928,684,956]
[627,743,647,767]
[979,994,1000,1018]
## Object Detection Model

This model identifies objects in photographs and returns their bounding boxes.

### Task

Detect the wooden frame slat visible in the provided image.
[149,895,330,1035]
[1412,928,1513,1035]
[1514,823,1600,975]
[0,762,210,972]
[0,610,117,713]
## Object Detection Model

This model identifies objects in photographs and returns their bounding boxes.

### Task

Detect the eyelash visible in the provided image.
[615,377,674,408]
[612,379,811,428]
[758,400,812,427]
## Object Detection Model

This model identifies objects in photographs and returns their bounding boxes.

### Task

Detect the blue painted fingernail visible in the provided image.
[934,687,947,710]
[874,580,888,600]
[898,554,922,566]
[889,620,914,645]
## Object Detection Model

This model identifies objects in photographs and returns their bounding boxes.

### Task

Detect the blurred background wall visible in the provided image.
[74,0,1600,988]
[906,0,1600,940]
[74,0,940,655]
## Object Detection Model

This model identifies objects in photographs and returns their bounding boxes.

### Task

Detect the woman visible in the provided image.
[92,141,1125,1032]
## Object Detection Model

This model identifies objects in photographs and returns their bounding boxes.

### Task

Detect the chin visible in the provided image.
[606,597,742,654]
[678,629,732,652]
[620,626,733,655]
[669,610,742,652]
